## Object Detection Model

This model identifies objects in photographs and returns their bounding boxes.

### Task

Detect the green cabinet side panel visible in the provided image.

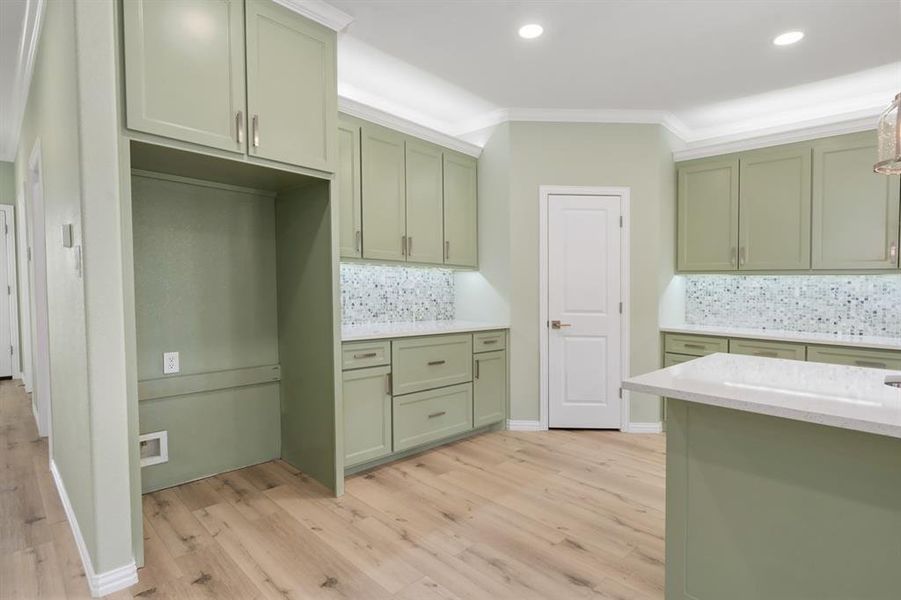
[393,383,473,452]
[139,383,280,492]
[728,338,806,361]
[473,349,506,428]
[405,140,445,265]
[343,366,392,467]
[677,158,739,271]
[361,124,406,261]
[443,151,478,267]
[666,400,901,600]
[812,132,901,270]
[739,145,812,270]
[337,119,362,258]
[245,0,336,171]
[122,0,246,153]
[276,182,341,493]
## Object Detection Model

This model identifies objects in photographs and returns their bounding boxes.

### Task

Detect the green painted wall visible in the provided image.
[132,173,281,491]
[471,122,675,424]
[0,162,14,205]
[667,400,901,599]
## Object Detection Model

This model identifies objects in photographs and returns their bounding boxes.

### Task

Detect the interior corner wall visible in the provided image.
[482,121,673,425]
[0,162,15,205]
[14,0,98,566]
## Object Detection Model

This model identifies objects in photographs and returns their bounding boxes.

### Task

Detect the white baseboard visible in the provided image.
[50,460,138,597]
[624,422,664,434]
[506,419,545,431]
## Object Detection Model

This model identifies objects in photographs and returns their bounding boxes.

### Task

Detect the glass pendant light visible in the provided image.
[874,92,901,174]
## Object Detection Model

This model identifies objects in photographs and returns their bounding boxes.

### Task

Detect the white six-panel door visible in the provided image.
[547,194,622,428]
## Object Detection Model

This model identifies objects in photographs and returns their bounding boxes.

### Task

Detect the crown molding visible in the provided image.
[272,0,354,31]
[0,0,44,162]
[673,110,881,161]
[339,96,482,157]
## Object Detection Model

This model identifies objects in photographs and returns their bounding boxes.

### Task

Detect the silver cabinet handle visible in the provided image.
[236,111,244,144]
[753,351,779,358]
[856,360,887,369]
[401,235,407,256]
[355,230,362,253]
[354,352,377,359]
[444,240,450,260]
[482,339,497,345]
[683,343,706,350]
[407,236,413,256]
[428,411,446,419]
[474,359,480,379]
[252,114,259,147]
[427,359,446,366]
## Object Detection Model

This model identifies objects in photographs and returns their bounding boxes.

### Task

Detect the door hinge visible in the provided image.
[6,286,9,295]
[619,301,623,314]
[619,387,623,399]
[619,216,623,228]
[4,224,7,234]
[27,247,31,261]
[8,345,12,356]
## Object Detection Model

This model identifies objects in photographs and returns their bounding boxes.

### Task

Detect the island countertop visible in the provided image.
[624,353,901,439]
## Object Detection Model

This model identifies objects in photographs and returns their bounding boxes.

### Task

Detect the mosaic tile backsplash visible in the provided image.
[340,263,455,325]
[685,275,901,337]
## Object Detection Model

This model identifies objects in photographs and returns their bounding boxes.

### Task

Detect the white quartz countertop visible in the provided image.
[660,324,901,351]
[342,320,509,342]
[624,353,901,439]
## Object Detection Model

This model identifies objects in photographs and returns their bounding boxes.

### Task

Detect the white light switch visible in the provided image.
[163,351,179,374]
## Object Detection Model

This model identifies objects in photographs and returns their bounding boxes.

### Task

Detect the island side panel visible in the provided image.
[666,399,901,600]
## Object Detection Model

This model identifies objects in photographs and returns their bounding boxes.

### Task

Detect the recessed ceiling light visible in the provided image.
[518,24,544,39]
[773,31,804,46]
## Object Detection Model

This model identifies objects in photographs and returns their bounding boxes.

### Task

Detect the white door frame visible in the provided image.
[15,181,31,388]
[0,205,21,380]
[539,185,631,432]
[28,139,52,440]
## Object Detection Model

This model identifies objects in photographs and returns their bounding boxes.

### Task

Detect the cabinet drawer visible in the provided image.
[729,338,807,361]
[664,352,698,367]
[664,334,728,357]
[392,334,472,395]
[473,330,506,353]
[342,340,390,370]
[393,383,473,452]
[807,346,901,370]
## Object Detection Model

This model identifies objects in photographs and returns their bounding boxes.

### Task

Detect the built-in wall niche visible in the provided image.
[129,140,342,494]
[340,262,455,325]
[685,274,901,338]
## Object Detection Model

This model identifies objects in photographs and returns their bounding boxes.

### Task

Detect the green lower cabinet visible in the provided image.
[343,366,392,468]
[729,338,806,361]
[662,352,698,424]
[473,349,506,428]
[807,346,901,370]
[392,334,473,396]
[393,383,473,452]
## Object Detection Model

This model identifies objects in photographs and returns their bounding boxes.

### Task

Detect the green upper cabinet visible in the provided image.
[812,133,901,270]
[361,124,407,261]
[245,0,336,171]
[405,140,445,265]
[337,119,362,258]
[738,145,812,270]
[123,0,247,153]
[443,152,478,268]
[677,158,739,271]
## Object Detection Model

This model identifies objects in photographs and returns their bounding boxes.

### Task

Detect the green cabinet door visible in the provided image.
[676,158,740,271]
[343,366,392,468]
[123,0,246,153]
[245,0,336,171]
[739,145,812,270]
[473,349,506,428]
[405,141,445,265]
[337,119,362,258]
[443,152,478,267]
[812,133,901,270]
[361,124,407,261]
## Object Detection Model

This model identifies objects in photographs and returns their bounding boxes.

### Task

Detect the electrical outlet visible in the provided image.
[163,351,179,374]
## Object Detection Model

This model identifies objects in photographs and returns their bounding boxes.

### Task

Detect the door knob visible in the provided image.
[550,320,572,329]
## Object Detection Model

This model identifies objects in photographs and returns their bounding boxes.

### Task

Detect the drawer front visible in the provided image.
[664,333,729,357]
[342,340,391,370]
[807,346,901,370]
[392,334,472,396]
[393,383,473,452]
[664,352,698,367]
[729,338,807,361]
[473,330,506,353]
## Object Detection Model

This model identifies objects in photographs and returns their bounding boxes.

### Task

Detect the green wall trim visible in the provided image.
[138,364,281,401]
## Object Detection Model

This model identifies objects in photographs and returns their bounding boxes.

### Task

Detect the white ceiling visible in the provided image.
[331,0,901,147]
[0,0,42,162]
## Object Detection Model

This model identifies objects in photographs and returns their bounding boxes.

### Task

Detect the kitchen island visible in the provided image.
[624,353,901,600]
